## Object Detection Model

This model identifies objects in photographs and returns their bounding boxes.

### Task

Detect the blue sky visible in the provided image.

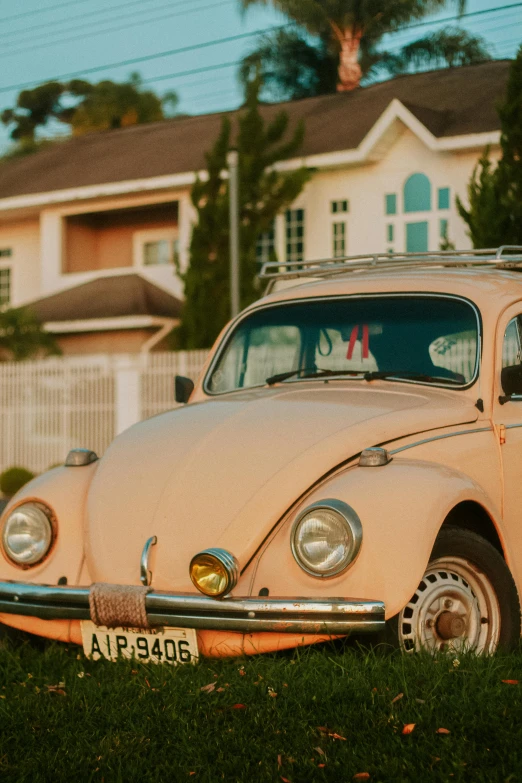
[0,0,520,152]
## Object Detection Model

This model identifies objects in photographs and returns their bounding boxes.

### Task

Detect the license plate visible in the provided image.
[80,621,199,665]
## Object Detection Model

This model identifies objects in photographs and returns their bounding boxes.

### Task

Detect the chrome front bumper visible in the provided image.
[0,581,385,634]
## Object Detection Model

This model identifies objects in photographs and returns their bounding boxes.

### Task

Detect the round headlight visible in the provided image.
[189,548,239,598]
[291,499,362,578]
[2,502,53,566]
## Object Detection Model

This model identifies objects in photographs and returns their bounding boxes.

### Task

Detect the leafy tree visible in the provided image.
[240,0,491,97]
[1,73,175,152]
[240,28,338,100]
[0,307,61,361]
[177,76,311,349]
[63,74,167,135]
[396,28,491,71]
[457,46,522,247]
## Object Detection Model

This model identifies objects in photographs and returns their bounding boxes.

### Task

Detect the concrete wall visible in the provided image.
[55,329,158,355]
[40,191,190,302]
[296,126,493,261]
[64,216,178,273]
[0,218,41,306]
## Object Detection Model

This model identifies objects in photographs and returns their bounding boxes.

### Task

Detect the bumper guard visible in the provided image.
[0,581,385,634]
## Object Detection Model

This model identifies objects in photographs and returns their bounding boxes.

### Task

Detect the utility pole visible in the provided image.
[227,148,240,319]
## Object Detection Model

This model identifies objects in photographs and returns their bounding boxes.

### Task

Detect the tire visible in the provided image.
[386,526,521,653]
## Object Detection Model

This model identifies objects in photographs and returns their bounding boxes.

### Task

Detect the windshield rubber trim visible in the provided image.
[202,292,483,396]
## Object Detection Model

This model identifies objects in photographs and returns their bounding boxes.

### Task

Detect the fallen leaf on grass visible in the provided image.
[318,763,326,768]
[216,687,225,693]
[402,724,415,735]
[353,774,370,781]
[281,778,291,783]
[231,703,247,709]
[502,680,519,685]
[268,686,278,698]
[46,683,66,696]
[277,755,282,768]
[200,682,216,693]
[238,666,246,676]
[314,747,325,756]
[436,728,450,735]
[316,727,346,740]
[391,693,404,704]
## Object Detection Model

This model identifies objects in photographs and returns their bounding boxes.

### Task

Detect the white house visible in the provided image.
[0,59,509,354]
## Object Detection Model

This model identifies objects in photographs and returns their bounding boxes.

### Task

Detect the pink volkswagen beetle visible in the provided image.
[2,248,522,663]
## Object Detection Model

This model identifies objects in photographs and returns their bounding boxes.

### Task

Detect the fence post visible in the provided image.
[114,355,141,435]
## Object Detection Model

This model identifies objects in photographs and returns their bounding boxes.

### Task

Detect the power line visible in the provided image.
[0,0,237,60]
[0,0,93,26]
[140,61,238,87]
[384,1,522,35]
[0,25,290,94]
[0,3,519,96]
[0,0,188,42]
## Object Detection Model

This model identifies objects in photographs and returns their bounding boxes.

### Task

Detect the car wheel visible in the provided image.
[388,526,521,653]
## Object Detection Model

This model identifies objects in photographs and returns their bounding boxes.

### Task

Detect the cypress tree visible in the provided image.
[458,46,522,247]
[176,76,311,349]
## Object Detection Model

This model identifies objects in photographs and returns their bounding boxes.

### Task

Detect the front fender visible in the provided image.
[248,458,502,619]
[0,462,99,586]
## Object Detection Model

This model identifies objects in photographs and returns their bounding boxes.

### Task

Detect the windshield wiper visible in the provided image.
[363,370,462,385]
[266,368,364,385]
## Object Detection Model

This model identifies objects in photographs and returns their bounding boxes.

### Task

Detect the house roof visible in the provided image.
[27,274,182,323]
[0,60,510,200]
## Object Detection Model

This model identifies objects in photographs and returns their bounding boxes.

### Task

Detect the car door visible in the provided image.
[493,305,522,592]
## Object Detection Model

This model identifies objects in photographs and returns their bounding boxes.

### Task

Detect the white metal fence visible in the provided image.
[0,351,208,474]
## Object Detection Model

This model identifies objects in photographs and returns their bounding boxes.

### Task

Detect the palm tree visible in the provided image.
[240,0,469,91]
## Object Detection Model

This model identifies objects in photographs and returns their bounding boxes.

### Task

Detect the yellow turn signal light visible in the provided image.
[189,548,239,598]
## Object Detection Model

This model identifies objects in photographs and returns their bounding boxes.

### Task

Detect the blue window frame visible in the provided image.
[438,187,450,210]
[406,221,429,252]
[404,173,431,213]
[385,194,397,215]
[387,224,394,242]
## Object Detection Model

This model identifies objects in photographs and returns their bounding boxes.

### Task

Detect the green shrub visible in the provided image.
[0,466,35,497]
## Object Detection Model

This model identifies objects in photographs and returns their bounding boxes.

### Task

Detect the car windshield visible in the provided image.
[206,296,479,394]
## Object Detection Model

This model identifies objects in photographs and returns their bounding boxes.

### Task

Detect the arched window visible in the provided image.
[403,173,431,213]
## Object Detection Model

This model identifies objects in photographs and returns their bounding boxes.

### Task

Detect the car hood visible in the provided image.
[85,383,478,588]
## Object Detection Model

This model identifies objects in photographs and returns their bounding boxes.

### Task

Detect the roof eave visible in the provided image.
[0,99,500,213]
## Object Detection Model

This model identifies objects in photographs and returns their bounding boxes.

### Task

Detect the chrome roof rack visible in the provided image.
[259,246,522,282]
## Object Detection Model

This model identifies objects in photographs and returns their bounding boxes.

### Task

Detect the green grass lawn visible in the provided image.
[1,639,522,782]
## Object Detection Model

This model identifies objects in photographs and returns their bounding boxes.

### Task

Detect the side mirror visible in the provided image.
[501,364,522,397]
[175,375,194,404]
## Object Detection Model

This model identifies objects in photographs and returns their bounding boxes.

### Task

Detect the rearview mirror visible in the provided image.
[501,364,522,397]
[175,375,194,404]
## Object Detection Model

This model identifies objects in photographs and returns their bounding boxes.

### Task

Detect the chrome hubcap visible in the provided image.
[398,556,501,653]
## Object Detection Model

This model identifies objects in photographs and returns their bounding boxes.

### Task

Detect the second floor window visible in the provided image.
[286,209,304,266]
[256,222,276,266]
[332,222,346,258]
[0,268,11,307]
[142,239,179,266]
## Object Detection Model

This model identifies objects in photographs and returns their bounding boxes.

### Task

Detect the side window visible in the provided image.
[503,318,522,369]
